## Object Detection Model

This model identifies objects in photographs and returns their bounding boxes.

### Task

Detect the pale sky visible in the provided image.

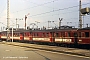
[0,0,90,31]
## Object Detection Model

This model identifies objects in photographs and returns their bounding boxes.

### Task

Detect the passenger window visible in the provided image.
[79,32,81,37]
[68,32,71,37]
[60,32,65,37]
[24,33,26,36]
[17,33,19,36]
[81,32,84,37]
[55,33,59,37]
[42,33,44,37]
[46,33,49,37]
[34,33,38,37]
[74,33,78,37]
[36,33,38,36]
[85,32,89,37]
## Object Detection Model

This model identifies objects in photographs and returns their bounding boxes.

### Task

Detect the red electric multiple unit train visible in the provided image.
[0,26,90,48]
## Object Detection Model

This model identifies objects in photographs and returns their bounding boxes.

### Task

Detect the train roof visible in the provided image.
[0,27,78,33]
[1,27,90,33]
[19,28,78,32]
[78,27,90,30]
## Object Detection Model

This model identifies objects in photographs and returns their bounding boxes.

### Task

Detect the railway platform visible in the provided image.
[0,41,90,57]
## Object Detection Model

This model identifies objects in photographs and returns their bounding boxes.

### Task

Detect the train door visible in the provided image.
[60,32,65,42]
[29,32,33,41]
[74,32,78,45]
[20,32,24,40]
[50,32,55,42]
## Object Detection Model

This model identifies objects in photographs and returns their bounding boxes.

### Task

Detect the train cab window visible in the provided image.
[85,32,89,37]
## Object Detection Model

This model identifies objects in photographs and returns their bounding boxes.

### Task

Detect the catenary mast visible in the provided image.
[7,0,10,41]
[79,0,82,28]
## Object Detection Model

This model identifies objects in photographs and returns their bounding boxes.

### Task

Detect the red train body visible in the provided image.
[77,28,90,45]
[0,27,90,47]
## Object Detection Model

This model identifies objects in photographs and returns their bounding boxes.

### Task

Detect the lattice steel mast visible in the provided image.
[7,0,10,41]
[79,0,82,28]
